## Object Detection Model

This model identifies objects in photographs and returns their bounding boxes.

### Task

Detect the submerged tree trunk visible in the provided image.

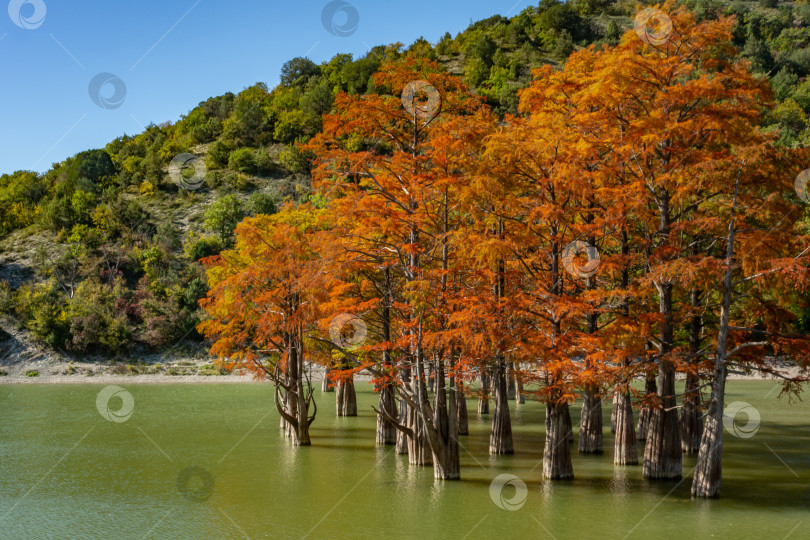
[274,330,313,446]
[613,225,636,464]
[322,364,334,392]
[429,358,460,479]
[681,288,704,453]
[376,280,397,445]
[489,358,514,455]
[636,375,656,441]
[395,397,410,454]
[377,383,397,445]
[680,372,703,454]
[578,388,603,453]
[563,401,574,444]
[407,400,433,465]
[644,192,682,479]
[543,401,574,480]
[611,393,618,434]
[643,362,682,479]
[506,362,516,400]
[693,178,739,497]
[515,372,525,404]
[336,376,357,417]
[614,389,637,465]
[478,371,490,415]
[692,366,726,497]
[457,381,469,435]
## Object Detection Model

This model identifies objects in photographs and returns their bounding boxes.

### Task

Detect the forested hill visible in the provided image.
[0,0,808,357]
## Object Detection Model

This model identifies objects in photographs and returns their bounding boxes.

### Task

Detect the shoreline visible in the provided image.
[0,364,798,385]
[1,323,803,386]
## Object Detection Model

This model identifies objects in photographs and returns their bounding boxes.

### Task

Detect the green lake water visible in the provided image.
[0,380,808,539]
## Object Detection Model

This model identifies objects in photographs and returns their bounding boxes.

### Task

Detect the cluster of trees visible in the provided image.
[198,9,810,498]
[3,0,810,356]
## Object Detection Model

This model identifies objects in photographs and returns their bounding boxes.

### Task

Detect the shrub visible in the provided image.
[254,149,277,176]
[25,369,39,377]
[248,192,278,216]
[206,140,231,170]
[228,148,257,174]
[184,233,223,261]
[278,145,311,175]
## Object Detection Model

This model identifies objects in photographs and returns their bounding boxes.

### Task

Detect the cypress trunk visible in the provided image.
[563,401,574,444]
[578,388,603,453]
[395,398,410,454]
[322,364,334,392]
[336,377,357,417]
[681,288,704,453]
[680,372,703,453]
[489,359,514,455]
[543,402,574,480]
[642,363,682,479]
[478,371,490,415]
[457,381,469,435]
[613,389,637,465]
[376,383,398,445]
[515,374,525,404]
[636,375,657,441]
[376,269,397,444]
[506,362,516,400]
[691,367,726,496]
[610,392,618,434]
[430,360,460,479]
[643,193,682,478]
[692,183,738,497]
[407,402,433,465]
[275,333,312,446]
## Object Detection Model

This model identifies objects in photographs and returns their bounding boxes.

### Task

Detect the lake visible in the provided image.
[0,380,808,539]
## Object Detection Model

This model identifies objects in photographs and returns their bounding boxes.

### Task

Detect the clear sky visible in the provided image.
[0,0,528,175]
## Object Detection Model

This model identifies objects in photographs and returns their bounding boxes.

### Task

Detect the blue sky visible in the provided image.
[0,0,528,175]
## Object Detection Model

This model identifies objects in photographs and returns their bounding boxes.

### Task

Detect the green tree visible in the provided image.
[280,57,321,88]
[204,194,245,245]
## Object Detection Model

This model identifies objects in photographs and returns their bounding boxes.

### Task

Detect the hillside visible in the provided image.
[1,0,809,363]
